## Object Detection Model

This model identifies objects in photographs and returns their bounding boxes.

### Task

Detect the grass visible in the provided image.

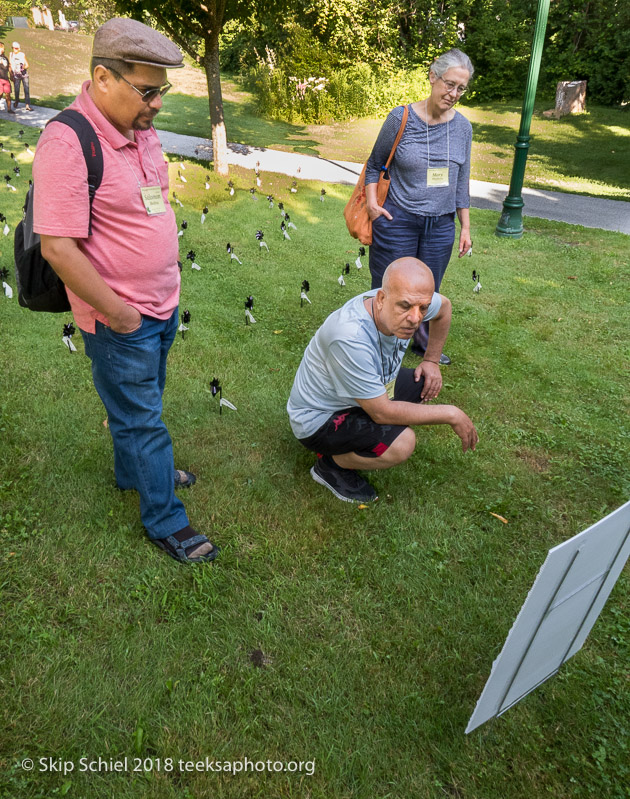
[3,25,630,201]
[0,122,629,798]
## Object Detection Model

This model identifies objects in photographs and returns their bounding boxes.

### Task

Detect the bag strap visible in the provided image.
[45,109,104,236]
[383,104,410,171]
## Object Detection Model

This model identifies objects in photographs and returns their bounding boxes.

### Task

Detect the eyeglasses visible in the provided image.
[109,68,171,103]
[438,77,468,96]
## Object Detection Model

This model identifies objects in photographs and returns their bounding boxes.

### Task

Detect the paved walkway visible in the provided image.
[6,103,629,235]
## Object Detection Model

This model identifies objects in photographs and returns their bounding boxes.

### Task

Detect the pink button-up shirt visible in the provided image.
[33,81,180,333]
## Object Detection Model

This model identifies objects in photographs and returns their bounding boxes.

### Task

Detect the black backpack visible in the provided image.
[14,109,103,312]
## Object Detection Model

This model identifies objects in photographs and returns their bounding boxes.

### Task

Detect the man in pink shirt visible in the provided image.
[33,18,218,564]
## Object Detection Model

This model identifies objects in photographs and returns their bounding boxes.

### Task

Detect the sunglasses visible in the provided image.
[109,68,171,103]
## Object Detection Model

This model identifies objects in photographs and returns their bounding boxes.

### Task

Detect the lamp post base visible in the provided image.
[495,197,525,238]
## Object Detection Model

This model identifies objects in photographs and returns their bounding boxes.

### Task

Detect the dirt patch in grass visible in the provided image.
[515,448,550,473]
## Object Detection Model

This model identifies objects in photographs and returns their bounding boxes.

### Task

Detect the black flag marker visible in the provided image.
[179,308,191,339]
[18,130,24,138]
[280,220,290,240]
[10,153,14,160]
[62,321,77,353]
[227,180,234,196]
[256,229,269,251]
[13,166,20,177]
[472,270,482,293]
[186,249,200,270]
[244,295,256,325]
[359,246,366,257]
[291,180,298,193]
[300,279,311,307]
[344,263,350,274]
[320,188,326,201]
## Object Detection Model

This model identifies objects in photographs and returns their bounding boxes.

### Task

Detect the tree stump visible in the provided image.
[543,81,587,118]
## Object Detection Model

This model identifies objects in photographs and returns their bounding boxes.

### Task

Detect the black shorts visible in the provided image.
[298,368,424,459]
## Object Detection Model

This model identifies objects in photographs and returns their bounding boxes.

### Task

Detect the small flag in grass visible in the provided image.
[186,249,200,270]
[320,188,326,202]
[201,206,208,224]
[338,273,346,286]
[344,262,350,275]
[256,230,269,251]
[172,191,183,208]
[5,175,16,191]
[227,180,234,196]
[280,221,291,241]
[300,280,311,306]
[62,321,77,352]
[178,220,188,237]
[1,266,12,298]
[472,270,482,293]
[244,295,256,325]
[291,180,298,193]
[205,174,210,190]
[179,161,186,171]
[24,143,33,155]
[278,202,285,218]
[285,213,297,231]
[356,246,365,269]
[227,243,242,264]
[249,187,258,200]
[267,194,274,208]
[211,378,237,414]
[178,170,187,183]
[179,309,190,339]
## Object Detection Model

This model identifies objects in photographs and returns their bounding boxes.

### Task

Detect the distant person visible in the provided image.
[287,258,478,504]
[0,42,16,114]
[33,18,219,564]
[365,48,474,365]
[9,41,31,111]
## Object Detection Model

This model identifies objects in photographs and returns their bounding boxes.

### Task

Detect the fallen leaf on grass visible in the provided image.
[567,276,578,280]
[357,504,368,510]
[103,418,108,428]
[489,512,508,524]
[273,330,283,334]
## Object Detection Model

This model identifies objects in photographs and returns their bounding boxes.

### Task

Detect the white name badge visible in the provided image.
[140,185,166,215]
[427,167,449,188]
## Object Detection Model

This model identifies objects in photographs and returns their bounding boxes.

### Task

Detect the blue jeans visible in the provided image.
[13,74,29,105]
[369,196,456,349]
[80,309,189,540]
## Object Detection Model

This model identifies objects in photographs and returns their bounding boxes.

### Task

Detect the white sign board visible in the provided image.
[466,500,630,733]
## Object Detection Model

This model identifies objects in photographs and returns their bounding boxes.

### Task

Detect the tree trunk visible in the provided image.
[204,37,228,176]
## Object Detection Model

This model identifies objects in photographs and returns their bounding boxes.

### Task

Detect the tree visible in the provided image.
[115,0,232,175]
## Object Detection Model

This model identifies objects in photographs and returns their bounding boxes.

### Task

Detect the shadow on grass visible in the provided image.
[38,92,323,156]
[467,102,630,193]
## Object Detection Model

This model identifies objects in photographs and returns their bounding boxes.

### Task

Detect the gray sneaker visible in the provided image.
[310,457,378,503]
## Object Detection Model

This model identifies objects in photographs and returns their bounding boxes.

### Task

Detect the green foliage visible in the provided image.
[246,60,432,123]
[220,0,630,109]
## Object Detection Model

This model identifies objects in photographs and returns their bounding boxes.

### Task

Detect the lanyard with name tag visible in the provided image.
[121,144,167,215]
[140,185,166,215]
[425,100,450,188]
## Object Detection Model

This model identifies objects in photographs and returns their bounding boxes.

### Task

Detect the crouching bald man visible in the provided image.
[287,257,478,503]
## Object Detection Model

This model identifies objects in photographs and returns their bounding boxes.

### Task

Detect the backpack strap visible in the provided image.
[46,109,103,236]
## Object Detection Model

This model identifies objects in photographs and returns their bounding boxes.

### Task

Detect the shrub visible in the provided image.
[245,59,432,123]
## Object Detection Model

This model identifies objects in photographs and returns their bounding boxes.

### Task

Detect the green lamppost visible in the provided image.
[496,0,551,238]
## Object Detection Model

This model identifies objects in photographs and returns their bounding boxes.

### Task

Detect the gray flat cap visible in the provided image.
[92,17,184,69]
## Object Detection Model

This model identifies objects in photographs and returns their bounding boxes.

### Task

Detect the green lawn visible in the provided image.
[4,25,630,201]
[1,123,629,799]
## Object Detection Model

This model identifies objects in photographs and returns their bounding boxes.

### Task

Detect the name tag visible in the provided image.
[427,167,449,187]
[385,378,396,400]
[140,185,166,215]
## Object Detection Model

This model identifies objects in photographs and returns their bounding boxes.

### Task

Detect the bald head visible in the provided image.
[373,258,436,339]
[382,258,435,296]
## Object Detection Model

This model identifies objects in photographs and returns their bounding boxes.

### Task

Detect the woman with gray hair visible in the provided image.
[365,48,474,364]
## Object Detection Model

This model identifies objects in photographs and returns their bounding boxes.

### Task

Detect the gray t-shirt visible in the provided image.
[287,289,442,439]
[365,104,472,215]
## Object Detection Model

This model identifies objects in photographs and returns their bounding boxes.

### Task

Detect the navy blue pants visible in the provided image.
[369,196,455,349]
